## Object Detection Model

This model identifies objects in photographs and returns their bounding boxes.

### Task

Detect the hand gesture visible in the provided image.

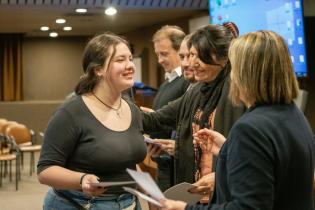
[193,128,226,156]
[193,131,213,153]
[192,122,200,146]
[160,199,187,210]
[81,174,106,197]
[140,106,155,113]
[188,172,215,195]
[147,143,163,158]
[154,139,175,156]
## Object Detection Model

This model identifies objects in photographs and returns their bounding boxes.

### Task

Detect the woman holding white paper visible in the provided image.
[37,32,147,210]
[142,24,245,200]
[160,31,314,210]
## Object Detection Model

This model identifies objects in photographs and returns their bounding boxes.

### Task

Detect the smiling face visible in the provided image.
[154,38,180,73]
[97,42,135,92]
[189,46,223,83]
[179,40,195,83]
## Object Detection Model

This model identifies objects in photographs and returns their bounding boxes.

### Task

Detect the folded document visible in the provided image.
[89,181,136,187]
[125,169,203,206]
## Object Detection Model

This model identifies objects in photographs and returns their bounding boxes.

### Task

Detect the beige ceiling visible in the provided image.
[0,0,209,37]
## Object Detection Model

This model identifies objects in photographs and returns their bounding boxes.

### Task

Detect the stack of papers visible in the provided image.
[144,137,161,146]
[125,168,204,206]
[124,187,162,207]
[126,168,165,206]
[89,181,136,187]
[164,182,203,203]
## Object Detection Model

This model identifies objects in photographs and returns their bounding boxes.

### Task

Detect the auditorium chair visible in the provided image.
[5,123,41,176]
[0,134,20,190]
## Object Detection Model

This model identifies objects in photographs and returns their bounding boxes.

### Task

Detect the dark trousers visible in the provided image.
[155,154,174,192]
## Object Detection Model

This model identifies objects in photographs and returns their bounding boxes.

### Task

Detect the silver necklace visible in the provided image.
[93,93,122,117]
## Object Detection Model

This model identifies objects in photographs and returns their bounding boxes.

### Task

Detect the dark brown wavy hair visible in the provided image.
[75,32,130,95]
[188,22,238,65]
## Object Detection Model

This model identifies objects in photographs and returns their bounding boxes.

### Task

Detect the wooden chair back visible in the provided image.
[5,124,32,145]
[0,119,8,134]
[1,121,18,135]
[0,120,11,153]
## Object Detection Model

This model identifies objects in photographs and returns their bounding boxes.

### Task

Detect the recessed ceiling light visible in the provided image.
[56,19,66,24]
[75,8,87,13]
[63,26,72,31]
[40,26,49,31]
[105,7,117,16]
[49,32,58,38]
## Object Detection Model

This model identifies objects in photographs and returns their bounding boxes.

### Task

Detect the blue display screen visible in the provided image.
[209,0,308,77]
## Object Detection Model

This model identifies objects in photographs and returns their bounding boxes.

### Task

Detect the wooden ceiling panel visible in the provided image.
[183,0,192,7]
[200,0,207,8]
[110,0,119,7]
[0,0,209,7]
[135,0,145,7]
[35,0,43,5]
[77,0,85,5]
[191,0,201,8]
[175,0,184,7]
[151,0,160,7]
[94,0,103,7]
[118,0,127,6]
[143,0,153,7]
[167,0,176,7]
[159,0,168,7]
[86,0,94,6]
[53,0,61,5]
[25,0,32,4]
[60,0,68,5]
[0,0,209,36]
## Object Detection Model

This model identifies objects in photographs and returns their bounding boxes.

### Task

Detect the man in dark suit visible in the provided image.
[150,25,189,191]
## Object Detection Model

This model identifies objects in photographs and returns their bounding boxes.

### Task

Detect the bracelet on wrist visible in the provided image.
[79,173,89,187]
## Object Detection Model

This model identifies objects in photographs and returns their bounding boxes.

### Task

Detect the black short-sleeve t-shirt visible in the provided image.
[37,95,147,187]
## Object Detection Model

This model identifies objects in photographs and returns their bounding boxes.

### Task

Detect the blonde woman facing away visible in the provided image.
[160,31,314,210]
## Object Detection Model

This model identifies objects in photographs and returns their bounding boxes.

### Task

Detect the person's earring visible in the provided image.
[96,73,103,81]
[95,69,103,79]
[80,73,87,80]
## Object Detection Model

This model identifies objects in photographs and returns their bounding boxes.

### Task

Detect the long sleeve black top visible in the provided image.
[143,78,245,184]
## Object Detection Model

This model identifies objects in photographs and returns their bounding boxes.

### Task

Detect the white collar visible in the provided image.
[165,66,182,82]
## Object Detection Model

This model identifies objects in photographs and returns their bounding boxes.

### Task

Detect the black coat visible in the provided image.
[186,103,314,210]
[143,78,245,184]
